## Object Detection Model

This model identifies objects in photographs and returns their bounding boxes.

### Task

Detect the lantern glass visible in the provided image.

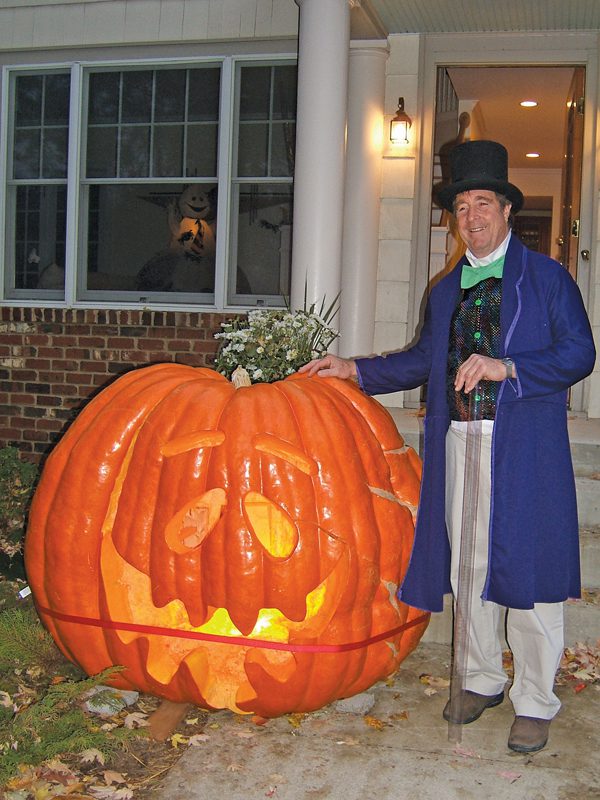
[390,97,412,144]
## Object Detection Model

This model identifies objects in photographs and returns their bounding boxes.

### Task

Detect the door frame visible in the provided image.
[410,31,599,414]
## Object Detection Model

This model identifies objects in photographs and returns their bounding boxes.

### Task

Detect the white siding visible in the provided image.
[0,0,298,50]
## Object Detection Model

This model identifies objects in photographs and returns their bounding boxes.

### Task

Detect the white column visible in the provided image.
[291,0,350,321]
[339,41,388,358]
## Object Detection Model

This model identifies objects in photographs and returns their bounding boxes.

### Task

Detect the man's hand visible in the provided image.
[299,354,358,380]
[455,354,511,394]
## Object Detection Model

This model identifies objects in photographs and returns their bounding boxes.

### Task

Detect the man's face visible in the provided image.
[454,190,511,258]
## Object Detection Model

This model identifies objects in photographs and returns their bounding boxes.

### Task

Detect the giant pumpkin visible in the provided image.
[25,364,428,717]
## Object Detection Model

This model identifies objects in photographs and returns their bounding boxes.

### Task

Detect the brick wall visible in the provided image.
[0,307,233,462]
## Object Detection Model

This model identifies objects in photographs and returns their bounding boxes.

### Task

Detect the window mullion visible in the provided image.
[64,62,83,304]
[214,56,235,311]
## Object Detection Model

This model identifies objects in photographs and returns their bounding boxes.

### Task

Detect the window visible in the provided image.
[3,57,297,308]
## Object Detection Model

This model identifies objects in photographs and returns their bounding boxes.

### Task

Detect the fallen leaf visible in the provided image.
[453,744,481,759]
[498,770,522,783]
[227,763,243,772]
[188,734,210,746]
[89,787,133,799]
[232,730,256,739]
[419,674,450,688]
[123,711,149,729]
[424,687,438,697]
[389,710,409,721]
[265,788,277,797]
[185,717,199,725]
[80,749,106,766]
[286,713,304,729]
[251,715,269,726]
[335,736,360,746]
[102,771,127,786]
[170,733,189,749]
[364,715,384,730]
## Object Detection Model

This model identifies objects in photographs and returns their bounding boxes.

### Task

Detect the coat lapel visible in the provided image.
[500,234,527,354]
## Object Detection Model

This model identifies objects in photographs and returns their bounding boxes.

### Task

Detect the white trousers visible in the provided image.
[445,424,563,720]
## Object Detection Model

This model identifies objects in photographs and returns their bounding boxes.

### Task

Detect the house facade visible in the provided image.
[0,0,598,460]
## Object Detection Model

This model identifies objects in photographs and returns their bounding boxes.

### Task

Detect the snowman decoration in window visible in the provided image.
[135,185,216,293]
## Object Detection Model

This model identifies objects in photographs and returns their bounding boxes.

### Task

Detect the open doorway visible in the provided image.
[429,65,585,282]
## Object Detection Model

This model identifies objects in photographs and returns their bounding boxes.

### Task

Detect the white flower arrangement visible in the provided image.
[214,299,339,383]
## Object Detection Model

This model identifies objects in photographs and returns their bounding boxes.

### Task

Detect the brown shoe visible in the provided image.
[508,716,551,753]
[443,690,504,724]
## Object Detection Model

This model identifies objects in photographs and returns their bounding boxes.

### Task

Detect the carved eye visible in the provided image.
[165,488,226,554]
[243,491,298,559]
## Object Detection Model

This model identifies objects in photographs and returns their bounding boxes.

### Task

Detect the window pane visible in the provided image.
[13,129,40,179]
[272,65,297,120]
[88,72,119,124]
[155,70,186,122]
[15,75,42,126]
[122,71,152,123]
[43,128,68,179]
[11,185,67,291]
[271,122,295,177]
[44,74,70,125]
[186,124,218,177]
[84,183,217,296]
[231,183,293,299]
[240,67,271,120]
[188,67,221,121]
[86,126,117,177]
[120,126,150,177]
[154,126,183,176]
[238,123,268,177]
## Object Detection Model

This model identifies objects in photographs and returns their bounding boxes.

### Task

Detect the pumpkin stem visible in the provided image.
[231,366,252,388]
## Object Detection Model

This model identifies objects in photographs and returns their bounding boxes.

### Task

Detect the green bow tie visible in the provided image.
[461,255,505,289]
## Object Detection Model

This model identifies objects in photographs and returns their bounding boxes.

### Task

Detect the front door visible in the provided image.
[558,66,585,280]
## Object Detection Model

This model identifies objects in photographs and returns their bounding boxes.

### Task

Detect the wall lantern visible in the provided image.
[390,97,412,144]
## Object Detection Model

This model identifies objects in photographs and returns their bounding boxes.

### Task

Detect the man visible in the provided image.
[301,140,596,753]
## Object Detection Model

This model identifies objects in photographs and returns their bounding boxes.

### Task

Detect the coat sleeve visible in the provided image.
[504,265,596,400]
[356,298,433,395]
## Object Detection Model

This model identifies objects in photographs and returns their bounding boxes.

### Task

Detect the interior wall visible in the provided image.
[510,168,562,261]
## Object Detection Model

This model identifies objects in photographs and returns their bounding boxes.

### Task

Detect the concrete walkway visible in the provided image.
[150,643,600,800]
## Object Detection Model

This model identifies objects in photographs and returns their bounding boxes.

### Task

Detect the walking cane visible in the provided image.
[448,385,483,743]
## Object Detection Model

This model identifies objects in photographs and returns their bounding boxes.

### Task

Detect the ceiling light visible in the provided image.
[520,100,538,108]
[526,152,540,158]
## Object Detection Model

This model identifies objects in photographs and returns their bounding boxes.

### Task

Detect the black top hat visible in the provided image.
[435,140,524,214]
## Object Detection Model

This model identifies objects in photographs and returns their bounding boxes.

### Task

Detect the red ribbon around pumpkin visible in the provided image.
[37,604,428,654]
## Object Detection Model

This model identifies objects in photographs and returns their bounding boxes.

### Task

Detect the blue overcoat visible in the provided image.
[356,235,596,612]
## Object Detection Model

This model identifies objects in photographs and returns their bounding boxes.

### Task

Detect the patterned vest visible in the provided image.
[447,276,503,421]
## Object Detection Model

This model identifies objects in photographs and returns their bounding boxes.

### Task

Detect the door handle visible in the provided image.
[581,249,590,260]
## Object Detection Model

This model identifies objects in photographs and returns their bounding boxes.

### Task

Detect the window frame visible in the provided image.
[0,51,297,311]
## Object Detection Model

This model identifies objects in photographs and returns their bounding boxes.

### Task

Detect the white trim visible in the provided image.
[66,61,82,305]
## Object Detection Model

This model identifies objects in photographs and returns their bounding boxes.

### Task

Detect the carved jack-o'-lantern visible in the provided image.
[25,364,428,717]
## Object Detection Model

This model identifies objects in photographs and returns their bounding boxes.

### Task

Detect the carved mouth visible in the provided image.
[100,527,349,711]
